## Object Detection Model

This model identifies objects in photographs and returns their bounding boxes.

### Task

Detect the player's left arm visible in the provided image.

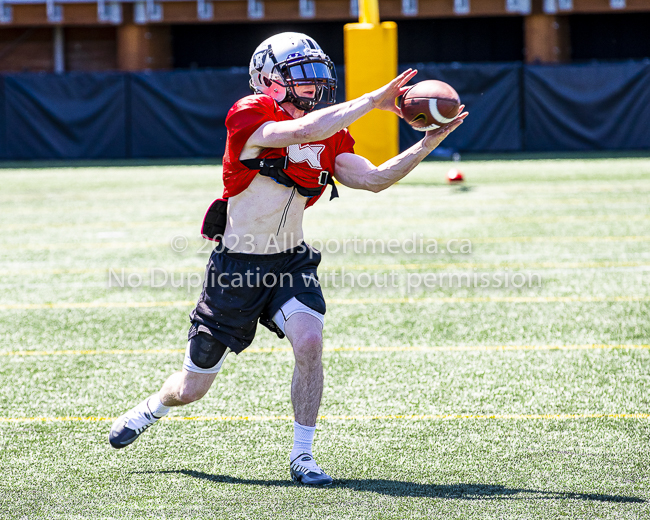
[333,111,467,193]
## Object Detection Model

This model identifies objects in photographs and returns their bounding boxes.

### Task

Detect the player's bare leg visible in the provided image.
[109,370,219,448]
[286,313,324,427]
[284,313,332,485]
[109,339,227,449]
[159,370,217,406]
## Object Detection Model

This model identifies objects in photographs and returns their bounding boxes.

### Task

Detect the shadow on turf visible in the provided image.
[139,471,644,502]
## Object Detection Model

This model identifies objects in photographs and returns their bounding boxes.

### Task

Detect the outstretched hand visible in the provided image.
[368,72,468,150]
[368,69,418,116]
[423,105,469,149]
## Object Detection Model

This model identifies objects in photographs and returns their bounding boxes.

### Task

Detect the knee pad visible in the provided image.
[189,332,229,370]
[295,292,326,315]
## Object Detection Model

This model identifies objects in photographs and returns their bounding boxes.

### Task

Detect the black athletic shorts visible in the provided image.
[188,243,325,354]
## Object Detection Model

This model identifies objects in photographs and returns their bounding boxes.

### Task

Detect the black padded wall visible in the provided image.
[4,73,126,159]
[0,76,6,160]
[2,61,650,160]
[399,63,523,153]
[130,69,250,158]
[524,61,650,151]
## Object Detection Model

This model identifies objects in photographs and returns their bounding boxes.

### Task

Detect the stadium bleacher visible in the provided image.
[1,0,649,72]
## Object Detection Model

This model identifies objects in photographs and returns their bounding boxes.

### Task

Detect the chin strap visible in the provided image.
[286,92,316,112]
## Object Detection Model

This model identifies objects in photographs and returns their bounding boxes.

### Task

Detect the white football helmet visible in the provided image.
[249,32,337,112]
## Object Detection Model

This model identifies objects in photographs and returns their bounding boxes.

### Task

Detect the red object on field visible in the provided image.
[447,168,464,183]
[400,80,461,132]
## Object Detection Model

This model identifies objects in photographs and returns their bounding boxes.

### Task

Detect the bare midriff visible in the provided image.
[222,174,308,254]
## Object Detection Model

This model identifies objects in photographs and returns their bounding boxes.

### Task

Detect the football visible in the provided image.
[400,80,461,132]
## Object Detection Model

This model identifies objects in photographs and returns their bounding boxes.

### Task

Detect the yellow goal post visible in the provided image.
[344,0,398,166]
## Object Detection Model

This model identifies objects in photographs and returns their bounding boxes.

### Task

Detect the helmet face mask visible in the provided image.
[249,33,337,112]
[277,55,337,111]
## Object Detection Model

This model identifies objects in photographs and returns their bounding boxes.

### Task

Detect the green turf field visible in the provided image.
[1,155,649,519]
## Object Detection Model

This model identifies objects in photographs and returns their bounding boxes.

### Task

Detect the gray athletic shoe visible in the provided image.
[290,453,333,486]
[108,398,160,449]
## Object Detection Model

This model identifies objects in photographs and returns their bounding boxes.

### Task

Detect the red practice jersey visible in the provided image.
[222,94,355,208]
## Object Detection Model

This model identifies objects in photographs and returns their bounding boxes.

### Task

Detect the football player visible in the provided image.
[109,32,466,485]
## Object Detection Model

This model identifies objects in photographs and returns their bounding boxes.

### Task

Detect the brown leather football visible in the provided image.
[400,80,461,132]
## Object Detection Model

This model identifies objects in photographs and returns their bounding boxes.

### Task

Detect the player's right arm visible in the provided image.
[244,69,418,153]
